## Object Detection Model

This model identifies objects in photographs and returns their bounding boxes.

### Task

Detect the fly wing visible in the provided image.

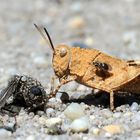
[0,80,18,108]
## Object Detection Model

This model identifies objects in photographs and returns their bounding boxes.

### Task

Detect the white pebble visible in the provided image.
[33,115,40,122]
[85,37,94,47]
[70,117,89,132]
[46,108,55,114]
[104,132,112,138]
[45,117,62,127]
[26,135,35,140]
[89,115,95,120]
[130,102,139,111]
[64,103,85,120]
[37,111,44,116]
[101,109,113,118]
[48,97,56,103]
[61,81,78,91]
[16,116,25,125]
[39,117,47,125]
[123,112,133,117]
[113,112,121,118]
[90,127,100,135]
[28,112,34,117]
[77,85,88,91]
[0,129,12,140]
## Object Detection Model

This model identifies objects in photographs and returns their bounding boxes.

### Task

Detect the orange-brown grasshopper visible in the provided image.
[35,24,140,110]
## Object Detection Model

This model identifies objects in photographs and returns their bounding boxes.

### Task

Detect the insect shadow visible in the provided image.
[60,91,140,108]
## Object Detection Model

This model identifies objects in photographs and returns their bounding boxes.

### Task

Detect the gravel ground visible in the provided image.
[0,0,140,139]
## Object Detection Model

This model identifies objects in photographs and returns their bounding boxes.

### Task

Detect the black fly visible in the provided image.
[93,61,112,79]
[0,75,47,115]
[93,61,111,71]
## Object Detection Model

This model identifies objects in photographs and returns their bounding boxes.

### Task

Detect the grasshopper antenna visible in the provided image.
[34,24,55,52]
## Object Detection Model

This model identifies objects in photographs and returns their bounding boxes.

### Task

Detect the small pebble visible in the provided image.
[123,112,133,117]
[61,81,78,91]
[46,108,55,116]
[101,109,113,119]
[84,37,94,47]
[89,115,95,121]
[45,125,63,135]
[68,17,85,29]
[6,121,15,129]
[102,124,122,134]
[26,135,35,140]
[90,127,100,135]
[113,112,121,118]
[28,112,34,117]
[133,129,140,136]
[123,124,131,132]
[61,121,71,132]
[77,85,88,91]
[116,105,127,112]
[45,117,62,127]
[104,132,112,138]
[64,103,85,120]
[70,117,89,133]
[16,116,25,125]
[33,115,40,122]
[37,111,45,116]
[0,129,12,140]
[48,97,56,103]
[39,116,47,125]
[131,112,140,122]
[130,102,139,111]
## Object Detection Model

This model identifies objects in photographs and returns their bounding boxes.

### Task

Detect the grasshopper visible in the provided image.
[35,24,140,110]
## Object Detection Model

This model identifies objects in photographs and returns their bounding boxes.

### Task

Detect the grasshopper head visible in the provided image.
[34,24,70,78]
[53,45,70,78]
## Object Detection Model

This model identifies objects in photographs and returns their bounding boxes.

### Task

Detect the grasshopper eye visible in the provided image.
[60,48,67,57]
[30,86,42,96]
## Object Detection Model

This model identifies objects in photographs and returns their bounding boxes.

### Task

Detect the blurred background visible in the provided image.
[0,0,140,88]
